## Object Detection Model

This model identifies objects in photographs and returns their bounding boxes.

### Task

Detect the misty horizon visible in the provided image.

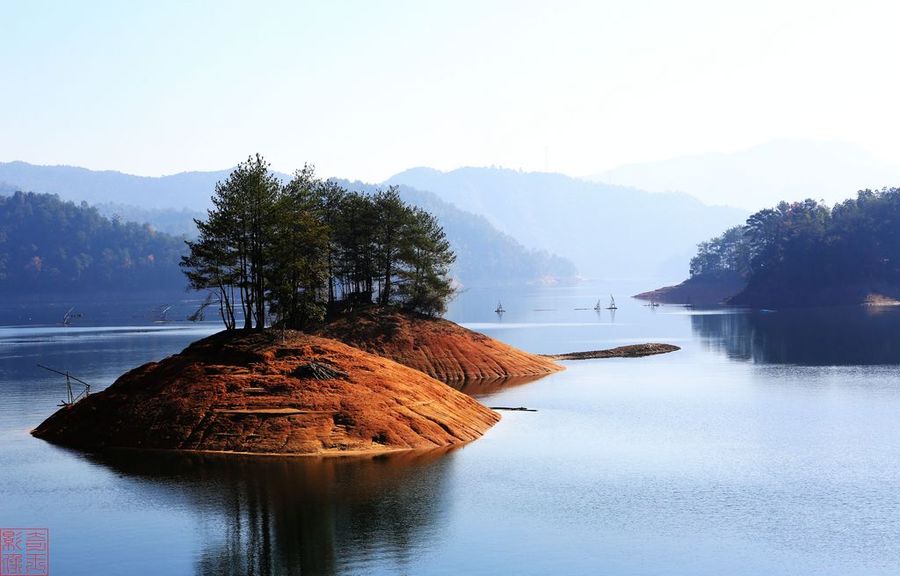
[6,136,900,212]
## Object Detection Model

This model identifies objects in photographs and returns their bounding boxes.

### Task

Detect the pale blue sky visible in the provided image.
[2,0,899,182]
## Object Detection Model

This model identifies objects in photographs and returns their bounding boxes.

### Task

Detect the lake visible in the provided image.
[3,282,900,575]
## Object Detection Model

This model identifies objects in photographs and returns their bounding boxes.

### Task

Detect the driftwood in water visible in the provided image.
[545,343,680,361]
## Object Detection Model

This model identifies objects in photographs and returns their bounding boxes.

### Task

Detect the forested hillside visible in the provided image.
[662,188,900,307]
[0,192,185,294]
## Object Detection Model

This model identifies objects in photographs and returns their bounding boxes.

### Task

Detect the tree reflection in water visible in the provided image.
[691,306,900,365]
[91,447,457,576]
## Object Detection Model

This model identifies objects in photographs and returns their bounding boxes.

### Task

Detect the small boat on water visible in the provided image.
[154,304,173,323]
[495,301,505,314]
[593,298,603,311]
[606,295,618,310]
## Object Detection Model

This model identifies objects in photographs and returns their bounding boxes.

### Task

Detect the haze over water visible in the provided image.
[2,282,900,575]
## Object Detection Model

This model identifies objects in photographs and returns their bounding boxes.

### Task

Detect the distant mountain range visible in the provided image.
[335,179,576,286]
[5,140,896,285]
[0,161,227,211]
[0,161,576,287]
[591,140,900,211]
[386,167,747,280]
[0,159,752,283]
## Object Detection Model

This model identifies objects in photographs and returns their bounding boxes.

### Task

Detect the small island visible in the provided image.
[31,156,678,457]
[29,157,545,456]
[32,330,501,455]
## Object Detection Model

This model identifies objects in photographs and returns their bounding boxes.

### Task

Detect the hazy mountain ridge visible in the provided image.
[93,202,204,237]
[0,161,577,287]
[592,140,900,210]
[0,161,231,211]
[0,159,750,284]
[386,166,747,280]
[336,179,578,286]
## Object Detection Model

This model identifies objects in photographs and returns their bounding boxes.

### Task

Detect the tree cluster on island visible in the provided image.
[181,155,456,330]
[687,188,900,305]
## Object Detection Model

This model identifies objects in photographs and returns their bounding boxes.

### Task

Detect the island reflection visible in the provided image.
[92,447,457,576]
[691,306,900,365]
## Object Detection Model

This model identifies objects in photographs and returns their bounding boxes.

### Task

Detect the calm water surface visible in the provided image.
[3,283,900,575]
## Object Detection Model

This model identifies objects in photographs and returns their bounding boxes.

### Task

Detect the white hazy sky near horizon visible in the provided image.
[2,0,900,184]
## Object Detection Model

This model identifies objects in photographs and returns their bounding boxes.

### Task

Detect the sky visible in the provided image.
[3,0,900,184]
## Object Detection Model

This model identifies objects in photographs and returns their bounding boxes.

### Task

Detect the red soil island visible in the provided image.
[318,308,564,383]
[31,330,500,456]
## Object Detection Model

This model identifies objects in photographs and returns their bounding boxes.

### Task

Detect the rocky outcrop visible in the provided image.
[318,308,563,383]
[32,330,500,456]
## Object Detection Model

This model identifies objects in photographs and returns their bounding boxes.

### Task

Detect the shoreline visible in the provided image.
[49,441,467,461]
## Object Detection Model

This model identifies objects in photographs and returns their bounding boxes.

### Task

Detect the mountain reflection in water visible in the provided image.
[692,306,900,365]
[91,448,456,576]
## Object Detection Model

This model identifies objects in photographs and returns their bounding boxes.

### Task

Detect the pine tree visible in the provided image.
[397,207,456,316]
[181,154,280,330]
[373,186,411,306]
[181,210,238,329]
[266,166,330,329]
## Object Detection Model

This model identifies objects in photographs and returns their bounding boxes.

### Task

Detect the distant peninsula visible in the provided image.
[637,189,900,308]
[634,273,747,306]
